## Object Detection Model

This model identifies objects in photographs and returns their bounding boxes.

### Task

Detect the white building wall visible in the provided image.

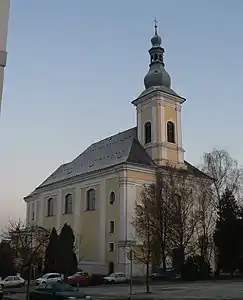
[0,0,10,113]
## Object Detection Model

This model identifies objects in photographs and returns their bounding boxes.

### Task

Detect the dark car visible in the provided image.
[29,282,91,300]
[151,268,181,281]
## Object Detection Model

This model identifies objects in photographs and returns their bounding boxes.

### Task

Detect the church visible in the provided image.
[24,24,204,275]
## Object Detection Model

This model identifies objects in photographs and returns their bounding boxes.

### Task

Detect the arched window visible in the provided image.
[47,198,54,217]
[87,189,96,211]
[144,122,152,144]
[167,121,175,143]
[110,191,116,205]
[64,193,72,214]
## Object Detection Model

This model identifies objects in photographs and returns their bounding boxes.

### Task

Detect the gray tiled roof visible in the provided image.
[35,127,155,190]
[25,126,210,199]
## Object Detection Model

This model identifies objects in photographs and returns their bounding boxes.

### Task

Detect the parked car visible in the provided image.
[67,272,90,286]
[103,272,129,284]
[0,275,25,288]
[0,285,3,299]
[36,273,61,286]
[29,282,92,300]
[88,274,104,286]
[151,268,181,280]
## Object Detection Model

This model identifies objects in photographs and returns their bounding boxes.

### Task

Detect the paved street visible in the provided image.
[81,281,243,298]
[5,281,243,299]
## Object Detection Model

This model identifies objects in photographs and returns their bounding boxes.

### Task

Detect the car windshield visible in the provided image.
[36,283,75,292]
[41,274,52,279]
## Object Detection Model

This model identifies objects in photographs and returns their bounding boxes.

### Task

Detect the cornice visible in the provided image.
[132,88,186,107]
[24,162,156,202]
[24,163,125,201]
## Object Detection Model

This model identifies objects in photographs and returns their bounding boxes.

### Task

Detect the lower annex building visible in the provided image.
[24,24,206,275]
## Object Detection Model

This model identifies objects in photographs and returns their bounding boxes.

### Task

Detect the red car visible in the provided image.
[67,272,90,287]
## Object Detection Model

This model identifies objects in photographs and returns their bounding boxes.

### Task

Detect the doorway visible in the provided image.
[108,262,114,274]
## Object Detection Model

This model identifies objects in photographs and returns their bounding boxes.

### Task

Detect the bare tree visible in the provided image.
[202,149,243,204]
[161,166,202,271]
[194,177,215,265]
[2,220,50,300]
[201,149,243,274]
[132,186,154,293]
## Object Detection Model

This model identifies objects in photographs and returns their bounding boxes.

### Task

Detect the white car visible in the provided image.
[36,273,61,286]
[0,275,25,288]
[103,272,129,284]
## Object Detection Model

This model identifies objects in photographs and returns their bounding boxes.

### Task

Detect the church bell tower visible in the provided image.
[132,21,186,167]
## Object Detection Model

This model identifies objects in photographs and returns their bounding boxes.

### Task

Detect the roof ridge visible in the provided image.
[90,127,136,147]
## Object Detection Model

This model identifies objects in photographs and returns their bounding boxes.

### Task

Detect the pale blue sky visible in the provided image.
[1,0,243,227]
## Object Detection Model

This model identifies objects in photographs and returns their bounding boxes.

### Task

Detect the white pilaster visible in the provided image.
[35,200,40,224]
[99,180,106,262]
[160,104,167,159]
[55,193,61,231]
[176,106,184,163]
[152,105,157,143]
[118,179,126,242]
[126,184,136,241]
[73,188,81,261]
[26,203,30,224]
[0,0,10,114]
[176,106,182,147]
[137,106,142,143]
[39,198,44,226]
[160,104,166,142]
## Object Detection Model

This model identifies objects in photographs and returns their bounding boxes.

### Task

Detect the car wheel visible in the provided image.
[110,280,115,284]
[0,285,4,289]
[57,280,60,283]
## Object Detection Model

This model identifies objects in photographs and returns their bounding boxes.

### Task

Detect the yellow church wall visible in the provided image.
[127,170,155,182]
[136,185,143,205]
[42,216,56,231]
[164,104,177,123]
[60,214,74,229]
[166,148,179,163]
[79,185,100,261]
[140,106,152,130]
[105,177,119,264]
[157,104,162,143]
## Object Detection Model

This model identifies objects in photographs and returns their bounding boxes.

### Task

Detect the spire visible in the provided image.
[154,18,158,35]
[144,20,171,89]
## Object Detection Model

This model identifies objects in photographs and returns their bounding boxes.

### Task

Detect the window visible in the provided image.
[87,189,96,211]
[47,198,54,217]
[108,262,114,274]
[109,221,115,233]
[4,277,13,281]
[31,202,35,220]
[64,193,72,214]
[167,121,175,143]
[109,191,115,205]
[144,122,151,144]
[109,242,114,252]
